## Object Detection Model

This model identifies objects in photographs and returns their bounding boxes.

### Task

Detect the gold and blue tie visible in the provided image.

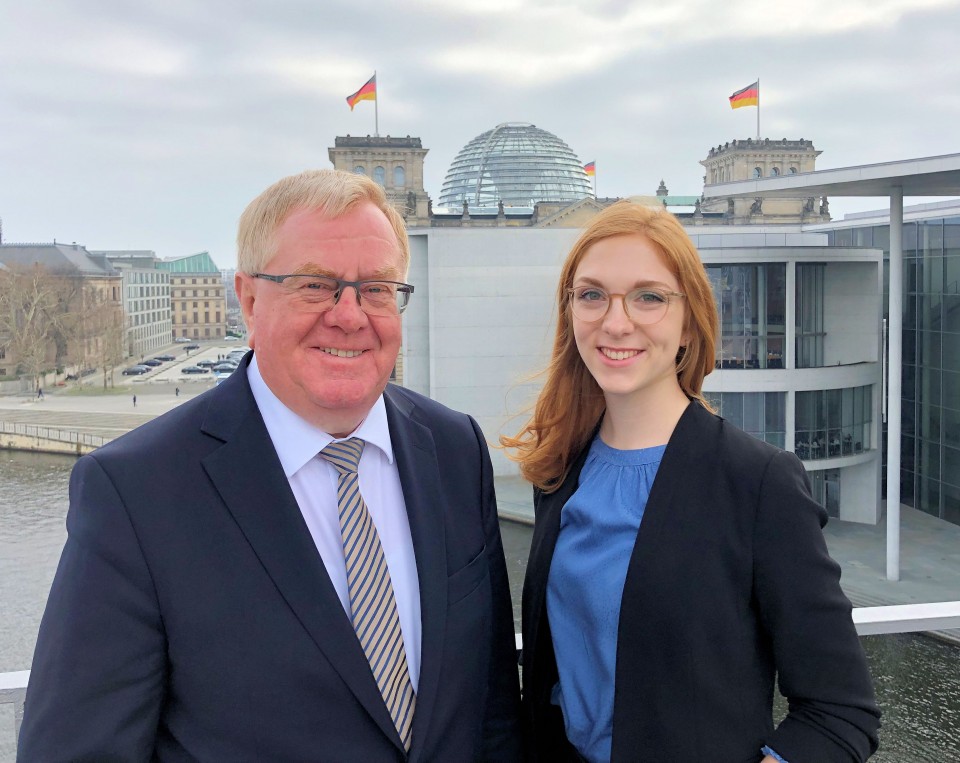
[320,438,416,751]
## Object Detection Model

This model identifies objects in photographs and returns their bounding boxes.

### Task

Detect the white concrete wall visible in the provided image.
[838,456,883,524]
[823,261,882,366]
[404,227,578,474]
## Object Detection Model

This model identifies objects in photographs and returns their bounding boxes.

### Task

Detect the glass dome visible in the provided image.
[438,123,593,209]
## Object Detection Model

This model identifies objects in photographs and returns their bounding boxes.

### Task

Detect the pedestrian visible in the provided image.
[132,394,137,407]
[37,387,44,400]
[175,387,180,397]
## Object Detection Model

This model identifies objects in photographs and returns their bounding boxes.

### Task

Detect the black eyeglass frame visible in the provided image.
[252,273,415,315]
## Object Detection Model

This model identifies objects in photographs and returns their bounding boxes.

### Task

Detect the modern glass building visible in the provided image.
[821,201,960,525]
[402,223,884,523]
[438,123,593,210]
[692,234,883,522]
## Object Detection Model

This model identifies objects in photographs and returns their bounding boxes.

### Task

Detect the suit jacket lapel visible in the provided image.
[383,386,446,759]
[199,366,404,749]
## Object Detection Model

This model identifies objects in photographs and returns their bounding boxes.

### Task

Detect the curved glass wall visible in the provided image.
[795,385,872,461]
[438,123,593,208]
[706,264,786,369]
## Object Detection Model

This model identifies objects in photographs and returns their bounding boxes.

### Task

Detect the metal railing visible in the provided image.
[3,601,959,752]
[0,421,106,449]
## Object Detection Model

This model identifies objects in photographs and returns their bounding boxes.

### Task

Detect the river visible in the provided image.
[1,450,958,760]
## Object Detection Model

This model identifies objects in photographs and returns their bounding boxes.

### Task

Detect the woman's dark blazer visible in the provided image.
[521,401,880,763]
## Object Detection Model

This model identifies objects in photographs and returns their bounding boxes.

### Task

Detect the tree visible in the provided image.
[83,286,125,389]
[0,264,71,387]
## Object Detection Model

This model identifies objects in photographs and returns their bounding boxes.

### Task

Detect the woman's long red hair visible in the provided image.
[500,202,718,492]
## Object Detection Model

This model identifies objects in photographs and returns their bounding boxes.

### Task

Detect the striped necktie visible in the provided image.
[320,438,416,751]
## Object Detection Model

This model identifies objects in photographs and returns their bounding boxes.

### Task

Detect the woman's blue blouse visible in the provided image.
[546,435,666,763]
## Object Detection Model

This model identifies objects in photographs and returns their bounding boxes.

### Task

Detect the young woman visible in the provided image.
[502,202,880,763]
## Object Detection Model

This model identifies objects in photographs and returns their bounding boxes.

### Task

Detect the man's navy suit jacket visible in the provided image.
[19,356,521,761]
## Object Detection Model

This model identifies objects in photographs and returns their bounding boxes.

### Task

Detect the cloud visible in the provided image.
[0,0,957,264]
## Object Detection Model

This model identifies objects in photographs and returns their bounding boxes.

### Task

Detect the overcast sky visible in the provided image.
[2,0,958,268]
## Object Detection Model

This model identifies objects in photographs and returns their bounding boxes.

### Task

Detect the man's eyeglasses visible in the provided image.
[253,274,414,316]
[567,286,685,325]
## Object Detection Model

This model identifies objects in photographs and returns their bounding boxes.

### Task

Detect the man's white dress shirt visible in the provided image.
[248,356,421,689]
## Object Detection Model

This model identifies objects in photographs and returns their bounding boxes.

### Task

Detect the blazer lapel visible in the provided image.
[199,368,404,750]
[523,440,593,684]
[383,386,447,760]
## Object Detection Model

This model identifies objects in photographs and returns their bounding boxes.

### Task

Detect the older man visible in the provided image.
[19,170,521,761]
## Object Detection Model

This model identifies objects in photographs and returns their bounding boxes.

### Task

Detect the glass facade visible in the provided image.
[808,469,842,517]
[438,123,593,209]
[704,391,786,448]
[828,218,960,524]
[795,386,872,461]
[706,264,785,369]
[796,263,825,368]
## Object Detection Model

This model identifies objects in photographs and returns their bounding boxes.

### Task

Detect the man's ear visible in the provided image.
[235,272,257,349]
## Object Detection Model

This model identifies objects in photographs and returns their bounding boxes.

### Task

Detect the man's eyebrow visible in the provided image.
[288,264,402,280]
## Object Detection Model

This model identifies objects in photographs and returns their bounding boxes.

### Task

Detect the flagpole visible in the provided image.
[756,77,760,139]
[374,70,379,137]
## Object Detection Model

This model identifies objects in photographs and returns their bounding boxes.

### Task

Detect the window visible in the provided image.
[795,385,872,460]
[394,166,406,187]
[354,165,366,175]
[788,167,798,175]
[796,263,825,368]
[808,469,842,517]
[373,166,386,185]
[706,263,786,369]
[770,167,780,177]
[752,167,762,179]
[704,391,786,449]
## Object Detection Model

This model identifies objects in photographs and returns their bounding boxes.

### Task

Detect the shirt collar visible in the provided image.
[247,353,395,478]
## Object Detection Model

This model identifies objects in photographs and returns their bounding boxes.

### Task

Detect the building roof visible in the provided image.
[0,243,119,276]
[702,152,960,199]
[157,251,220,274]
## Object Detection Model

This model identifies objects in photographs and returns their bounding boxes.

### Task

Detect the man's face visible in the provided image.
[237,202,404,436]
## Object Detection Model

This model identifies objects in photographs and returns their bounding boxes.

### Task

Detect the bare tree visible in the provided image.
[0,264,71,388]
[84,287,125,389]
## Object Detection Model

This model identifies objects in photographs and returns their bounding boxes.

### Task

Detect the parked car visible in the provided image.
[184,343,200,350]
[212,363,237,373]
[141,359,162,367]
[122,365,150,375]
[181,366,209,374]
[174,337,190,343]
[196,359,218,368]
[153,354,176,362]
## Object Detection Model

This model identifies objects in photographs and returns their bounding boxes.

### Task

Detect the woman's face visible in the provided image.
[570,233,689,407]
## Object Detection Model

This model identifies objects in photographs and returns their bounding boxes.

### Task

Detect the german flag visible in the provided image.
[729,81,759,109]
[346,74,376,111]
[583,161,596,176]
